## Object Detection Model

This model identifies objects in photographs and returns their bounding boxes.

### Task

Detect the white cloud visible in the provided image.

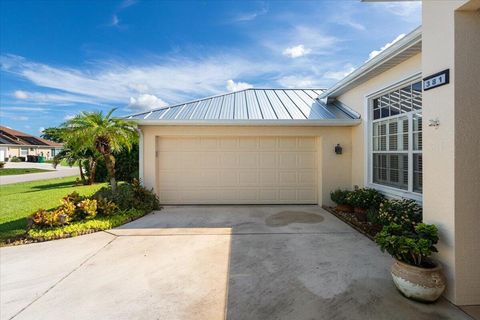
[111,14,120,27]
[368,34,406,60]
[64,114,75,120]
[233,6,268,22]
[226,79,253,92]
[276,75,317,88]
[39,127,45,133]
[128,94,167,111]
[381,3,421,18]
[14,90,28,99]
[282,45,311,58]
[119,0,137,9]
[262,26,338,58]
[324,64,356,81]
[0,111,29,121]
[1,106,48,111]
[0,54,278,109]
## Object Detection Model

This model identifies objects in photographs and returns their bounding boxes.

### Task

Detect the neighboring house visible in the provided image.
[129,0,479,306]
[0,126,63,162]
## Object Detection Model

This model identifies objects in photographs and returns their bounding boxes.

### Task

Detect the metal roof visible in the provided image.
[128,89,360,125]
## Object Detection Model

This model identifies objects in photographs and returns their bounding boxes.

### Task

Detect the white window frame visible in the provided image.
[20,147,28,157]
[364,73,423,202]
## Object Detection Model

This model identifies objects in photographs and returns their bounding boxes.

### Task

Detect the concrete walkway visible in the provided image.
[0,206,472,320]
[0,162,78,185]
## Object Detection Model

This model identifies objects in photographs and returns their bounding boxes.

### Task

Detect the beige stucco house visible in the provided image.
[0,126,63,162]
[129,0,479,306]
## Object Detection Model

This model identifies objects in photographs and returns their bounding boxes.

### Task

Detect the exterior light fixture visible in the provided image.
[335,144,343,155]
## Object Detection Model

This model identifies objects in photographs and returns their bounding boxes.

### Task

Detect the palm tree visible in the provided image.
[62,108,137,192]
[53,146,87,184]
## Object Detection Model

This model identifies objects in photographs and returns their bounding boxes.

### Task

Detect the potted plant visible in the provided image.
[330,189,353,212]
[346,188,384,222]
[375,223,446,302]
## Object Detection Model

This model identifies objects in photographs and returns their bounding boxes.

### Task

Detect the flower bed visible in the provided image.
[323,206,382,240]
[8,180,160,245]
[327,188,423,241]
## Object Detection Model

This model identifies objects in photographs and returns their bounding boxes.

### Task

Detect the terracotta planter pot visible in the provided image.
[336,204,353,213]
[391,259,446,302]
[354,207,367,222]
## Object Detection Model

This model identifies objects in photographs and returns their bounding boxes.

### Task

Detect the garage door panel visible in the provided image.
[259,152,276,168]
[221,152,238,167]
[157,136,317,204]
[200,152,221,168]
[238,170,259,185]
[238,154,258,168]
[220,170,238,186]
[278,171,297,186]
[278,153,297,168]
[259,137,277,150]
[298,137,317,150]
[278,137,297,150]
[298,152,317,168]
[259,170,277,186]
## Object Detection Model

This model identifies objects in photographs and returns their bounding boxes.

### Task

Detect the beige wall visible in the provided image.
[140,125,354,206]
[453,3,480,305]
[3,146,56,159]
[336,54,422,188]
[423,0,480,305]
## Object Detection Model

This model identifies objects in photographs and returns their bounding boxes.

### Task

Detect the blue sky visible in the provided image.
[0,0,421,135]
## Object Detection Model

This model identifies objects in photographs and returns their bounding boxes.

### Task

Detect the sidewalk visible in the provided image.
[0,162,78,185]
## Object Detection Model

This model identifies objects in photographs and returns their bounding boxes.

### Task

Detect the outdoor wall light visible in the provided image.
[335,144,343,155]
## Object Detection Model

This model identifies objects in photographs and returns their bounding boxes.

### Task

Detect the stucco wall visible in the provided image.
[2,146,57,159]
[422,0,480,305]
[140,125,354,206]
[453,4,480,305]
[336,53,422,188]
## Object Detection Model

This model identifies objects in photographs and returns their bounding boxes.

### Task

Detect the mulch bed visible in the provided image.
[322,206,383,241]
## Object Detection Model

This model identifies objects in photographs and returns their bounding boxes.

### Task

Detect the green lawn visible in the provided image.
[0,168,52,176]
[0,176,106,244]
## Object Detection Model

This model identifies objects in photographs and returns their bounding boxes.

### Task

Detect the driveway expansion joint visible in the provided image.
[9,235,117,320]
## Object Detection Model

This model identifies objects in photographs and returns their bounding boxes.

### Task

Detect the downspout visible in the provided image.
[136,127,144,186]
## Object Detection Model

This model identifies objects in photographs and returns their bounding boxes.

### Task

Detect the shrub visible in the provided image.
[367,207,382,225]
[97,197,118,216]
[10,156,21,162]
[77,199,98,219]
[63,191,84,204]
[375,223,439,267]
[377,199,422,231]
[0,161,4,168]
[28,208,145,241]
[93,179,159,213]
[346,187,384,210]
[29,209,65,227]
[330,189,351,205]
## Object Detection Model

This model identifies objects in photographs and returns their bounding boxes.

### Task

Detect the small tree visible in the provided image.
[62,108,137,192]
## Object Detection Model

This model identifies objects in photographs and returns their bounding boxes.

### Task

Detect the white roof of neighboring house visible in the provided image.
[128,88,360,126]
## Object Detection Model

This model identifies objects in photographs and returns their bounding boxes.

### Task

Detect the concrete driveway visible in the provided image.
[0,206,472,320]
[0,162,78,185]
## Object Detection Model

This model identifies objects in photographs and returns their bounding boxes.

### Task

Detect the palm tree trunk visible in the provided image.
[78,161,86,185]
[104,153,117,192]
[88,157,97,185]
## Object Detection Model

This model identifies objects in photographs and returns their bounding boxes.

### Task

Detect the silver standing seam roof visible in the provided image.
[128,88,360,125]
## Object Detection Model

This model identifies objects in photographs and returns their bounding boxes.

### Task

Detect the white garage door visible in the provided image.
[156,136,318,204]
